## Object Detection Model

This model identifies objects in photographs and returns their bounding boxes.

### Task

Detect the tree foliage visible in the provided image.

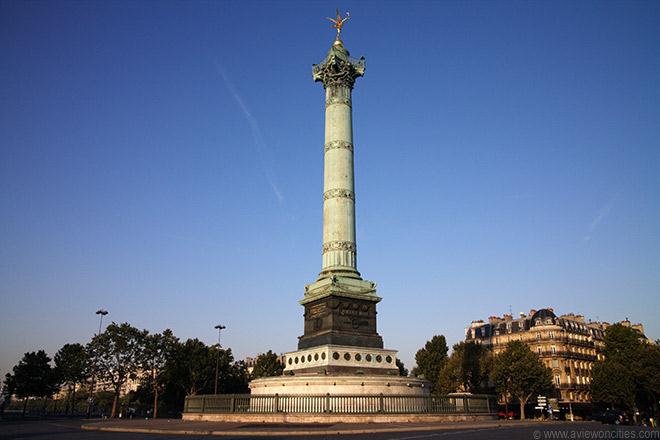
[141,329,178,418]
[2,373,16,402]
[11,350,59,417]
[165,338,215,397]
[412,335,449,392]
[491,340,553,420]
[54,343,89,415]
[160,337,249,409]
[592,360,635,410]
[439,342,492,394]
[396,359,408,377]
[251,350,283,378]
[591,324,660,418]
[87,322,147,418]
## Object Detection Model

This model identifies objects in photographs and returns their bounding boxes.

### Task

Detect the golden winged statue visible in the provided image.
[327,9,350,41]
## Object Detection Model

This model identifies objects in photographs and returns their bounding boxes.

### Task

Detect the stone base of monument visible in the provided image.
[281,344,399,375]
[249,374,429,396]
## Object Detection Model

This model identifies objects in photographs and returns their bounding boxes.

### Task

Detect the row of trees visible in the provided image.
[1,323,285,418]
[411,325,659,420]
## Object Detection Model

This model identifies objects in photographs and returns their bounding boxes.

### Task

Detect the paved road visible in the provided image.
[0,419,658,440]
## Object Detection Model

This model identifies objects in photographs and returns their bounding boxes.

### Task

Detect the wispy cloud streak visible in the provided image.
[214,63,283,203]
[583,189,623,241]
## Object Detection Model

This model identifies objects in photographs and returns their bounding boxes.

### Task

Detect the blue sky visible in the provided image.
[1,0,659,377]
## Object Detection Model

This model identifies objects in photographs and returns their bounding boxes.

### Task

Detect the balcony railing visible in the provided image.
[538,351,597,362]
[184,394,497,415]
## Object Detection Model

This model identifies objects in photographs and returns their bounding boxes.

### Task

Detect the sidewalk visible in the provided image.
[81,418,547,436]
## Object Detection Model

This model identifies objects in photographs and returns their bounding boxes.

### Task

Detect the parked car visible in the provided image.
[498,410,517,420]
[601,409,630,425]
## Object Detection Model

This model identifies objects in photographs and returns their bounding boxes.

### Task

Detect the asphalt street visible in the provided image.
[0,419,658,440]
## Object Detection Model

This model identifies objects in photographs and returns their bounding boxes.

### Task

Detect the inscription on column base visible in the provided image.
[299,276,383,350]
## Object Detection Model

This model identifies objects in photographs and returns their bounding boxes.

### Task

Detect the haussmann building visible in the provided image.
[465,307,651,416]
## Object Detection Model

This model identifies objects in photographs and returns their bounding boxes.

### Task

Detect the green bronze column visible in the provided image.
[297,26,384,352]
[313,40,365,280]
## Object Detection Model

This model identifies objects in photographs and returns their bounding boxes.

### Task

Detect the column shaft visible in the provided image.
[320,84,359,278]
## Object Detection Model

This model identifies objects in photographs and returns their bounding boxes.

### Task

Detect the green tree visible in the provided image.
[592,360,635,410]
[411,335,449,392]
[591,323,660,418]
[601,323,643,361]
[1,373,17,418]
[141,329,178,418]
[637,343,660,419]
[87,322,147,418]
[491,341,553,420]
[54,343,89,415]
[251,351,284,378]
[162,338,248,400]
[396,359,408,377]
[166,338,215,397]
[12,350,59,417]
[2,373,16,400]
[438,344,463,393]
[439,342,489,394]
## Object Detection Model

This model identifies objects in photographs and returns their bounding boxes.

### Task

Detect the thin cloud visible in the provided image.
[214,63,284,203]
[583,189,623,241]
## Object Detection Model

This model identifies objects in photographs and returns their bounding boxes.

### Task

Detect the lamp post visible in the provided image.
[87,309,108,417]
[214,324,226,395]
[96,309,108,335]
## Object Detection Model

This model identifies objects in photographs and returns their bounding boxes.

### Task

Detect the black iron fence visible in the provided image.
[184,394,497,415]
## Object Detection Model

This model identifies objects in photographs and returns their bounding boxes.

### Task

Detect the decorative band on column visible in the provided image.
[325,96,352,108]
[322,241,356,254]
[323,188,355,201]
[324,140,353,153]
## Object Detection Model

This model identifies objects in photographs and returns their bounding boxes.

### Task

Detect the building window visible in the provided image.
[549,331,554,340]
[537,347,542,354]
[536,332,541,340]
[552,359,559,368]
[555,375,561,386]
[551,346,557,354]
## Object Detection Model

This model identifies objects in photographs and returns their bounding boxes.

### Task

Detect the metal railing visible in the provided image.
[538,351,597,362]
[184,394,497,415]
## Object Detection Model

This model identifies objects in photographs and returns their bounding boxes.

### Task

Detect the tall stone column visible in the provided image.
[297,40,384,352]
[313,42,365,280]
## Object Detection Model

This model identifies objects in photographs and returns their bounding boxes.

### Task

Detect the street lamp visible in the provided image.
[214,324,226,395]
[87,308,109,418]
[96,309,108,335]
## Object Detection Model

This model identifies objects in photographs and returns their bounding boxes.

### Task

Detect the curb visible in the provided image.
[81,420,546,436]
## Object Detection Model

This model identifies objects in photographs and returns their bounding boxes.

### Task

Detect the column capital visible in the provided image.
[313,44,365,89]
